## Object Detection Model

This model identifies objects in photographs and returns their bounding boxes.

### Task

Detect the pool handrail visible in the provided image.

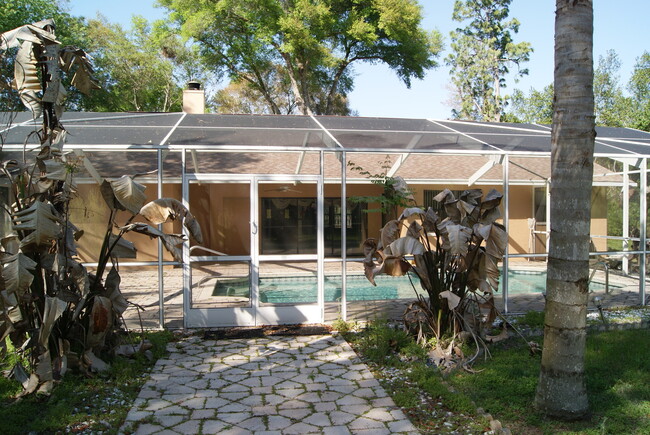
[589,261,610,294]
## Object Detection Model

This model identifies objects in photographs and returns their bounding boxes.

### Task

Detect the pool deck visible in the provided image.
[113,264,647,330]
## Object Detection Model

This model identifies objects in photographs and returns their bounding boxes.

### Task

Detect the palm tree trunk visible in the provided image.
[534,0,595,419]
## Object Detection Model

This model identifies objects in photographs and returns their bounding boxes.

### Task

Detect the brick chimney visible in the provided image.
[183,81,205,114]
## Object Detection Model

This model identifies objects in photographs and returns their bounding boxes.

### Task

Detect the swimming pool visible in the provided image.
[211,269,618,304]
[499,270,620,294]
[213,274,424,304]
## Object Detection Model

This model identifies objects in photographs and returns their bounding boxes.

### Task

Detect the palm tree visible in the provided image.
[534,0,594,419]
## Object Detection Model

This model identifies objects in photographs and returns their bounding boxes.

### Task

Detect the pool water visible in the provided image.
[212,270,618,304]
[214,274,423,304]
[499,270,619,294]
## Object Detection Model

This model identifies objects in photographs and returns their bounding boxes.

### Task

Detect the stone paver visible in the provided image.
[120,334,419,434]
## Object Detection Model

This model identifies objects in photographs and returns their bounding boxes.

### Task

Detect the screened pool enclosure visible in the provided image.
[2,112,650,328]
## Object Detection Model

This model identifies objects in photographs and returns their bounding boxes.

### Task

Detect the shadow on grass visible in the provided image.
[446,329,650,434]
[585,329,650,433]
[0,331,173,434]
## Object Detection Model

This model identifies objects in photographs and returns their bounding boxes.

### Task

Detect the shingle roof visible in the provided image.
[0,112,641,185]
[2,112,649,156]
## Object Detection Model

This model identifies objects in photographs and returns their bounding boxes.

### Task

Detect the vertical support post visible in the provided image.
[181,148,190,328]
[641,158,647,305]
[623,162,629,274]
[157,149,164,329]
[545,178,551,253]
[502,154,510,313]
[318,151,326,322]
[251,177,259,322]
[341,151,347,321]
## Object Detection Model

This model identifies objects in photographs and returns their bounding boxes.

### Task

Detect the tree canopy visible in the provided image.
[158,0,442,115]
[629,51,650,131]
[0,0,88,111]
[507,84,553,124]
[447,0,532,122]
[81,16,186,112]
[507,49,650,132]
[593,49,632,127]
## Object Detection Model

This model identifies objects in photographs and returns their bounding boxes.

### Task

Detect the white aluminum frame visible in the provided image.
[5,113,648,327]
[182,169,325,327]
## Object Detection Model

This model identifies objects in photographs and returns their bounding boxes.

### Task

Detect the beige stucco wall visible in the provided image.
[190,183,251,256]
[591,187,608,251]
[69,182,609,262]
[70,183,181,263]
[406,184,608,256]
[407,184,532,255]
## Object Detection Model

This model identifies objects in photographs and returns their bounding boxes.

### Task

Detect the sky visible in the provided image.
[67,0,649,120]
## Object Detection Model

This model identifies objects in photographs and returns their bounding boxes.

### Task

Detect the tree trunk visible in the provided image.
[534,0,594,419]
[277,52,312,116]
[325,59,350,115]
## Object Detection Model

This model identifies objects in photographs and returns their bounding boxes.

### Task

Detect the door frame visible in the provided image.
[182,172,324,327]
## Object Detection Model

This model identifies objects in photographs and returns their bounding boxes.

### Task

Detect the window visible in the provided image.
[260,198,367,256]
[323,199,367,257]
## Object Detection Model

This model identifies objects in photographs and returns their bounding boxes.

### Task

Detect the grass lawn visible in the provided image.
[450,328,650,434]
[344,322,650,434]
[2,320,648,434]
[0,331,173,435]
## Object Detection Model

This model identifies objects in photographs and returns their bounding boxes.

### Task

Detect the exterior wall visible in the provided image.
[591,187,608,251]
[190,183,251,256]
[70,183,181,263]
[69,181,610,263]
[407,184,609,256]
[407,184,534,256]
[187,182,385,257]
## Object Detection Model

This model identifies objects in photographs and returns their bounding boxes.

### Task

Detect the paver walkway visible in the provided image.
[121,334,419,434]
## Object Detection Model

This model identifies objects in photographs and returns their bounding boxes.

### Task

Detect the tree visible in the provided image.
[508,50,648,129]
[447,0,532,122]
[534,0,594,419]
[214,73,357,115]
[213,80,292,115]
[361,187,508,368]
[628,51,650,131]
[506,84,554,124]
[158,0,442,115]
[593,49,632,127]
[80,16,187,112]
[0,0,86,45]
[212,63,297,115]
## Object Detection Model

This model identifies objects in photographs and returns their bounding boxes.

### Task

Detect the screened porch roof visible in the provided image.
[1,112,647,186]
[3,112,650,157]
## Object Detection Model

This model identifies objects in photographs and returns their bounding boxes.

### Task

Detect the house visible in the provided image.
[1,109,648,328]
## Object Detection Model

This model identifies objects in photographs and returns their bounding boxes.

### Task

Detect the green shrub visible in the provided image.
[518,310,545,329]
[401,341,429,360]
[1,331,173,434]
[358,321,412,364]
[332,318,361,333]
